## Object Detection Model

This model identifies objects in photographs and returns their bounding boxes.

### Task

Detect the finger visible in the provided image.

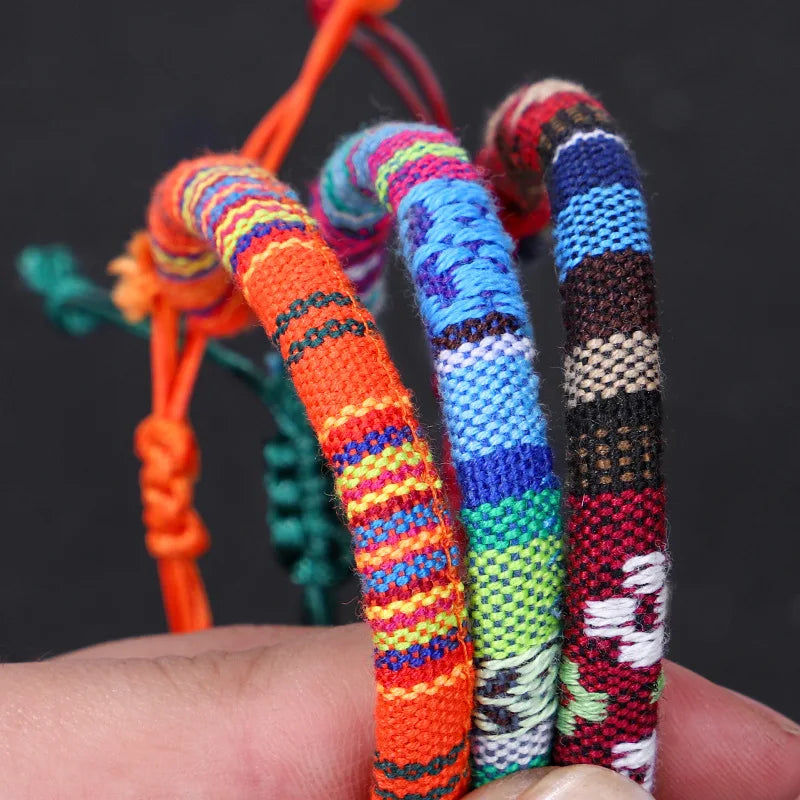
[657,660,800,800]
[465,765,652,799]
[0,623,374,800]
[55,624,317,661]
[5,626,800,800]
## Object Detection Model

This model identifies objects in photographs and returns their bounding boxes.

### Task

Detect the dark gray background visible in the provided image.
[2,1,798,721]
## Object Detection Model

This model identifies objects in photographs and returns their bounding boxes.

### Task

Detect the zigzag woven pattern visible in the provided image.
[482,81,668,791]
[148,153,474,800]
[314,123,564,786]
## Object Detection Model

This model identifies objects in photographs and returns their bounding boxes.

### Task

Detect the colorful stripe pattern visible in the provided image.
[313,124,564,786]
[147,154,474,800]
[482,81,668,791]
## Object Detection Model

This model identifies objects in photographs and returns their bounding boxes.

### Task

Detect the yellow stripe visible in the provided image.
[150,241,218,278]
[217,206,313,266]
[214,197,305,259]
[182,164,274,227]
[345,475,442,517]
[365,582,459,622]
[202,189,285,239]
[375,611,460,652]
[239,237,318,291]
[320,395,412,444]
[375,142,467,206]
[335,442,430,491]
[355,525,447,571]
[377,662,470,701]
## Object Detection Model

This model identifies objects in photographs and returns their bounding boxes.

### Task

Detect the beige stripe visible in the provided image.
[510,79,586,128]
[564,331,660,407]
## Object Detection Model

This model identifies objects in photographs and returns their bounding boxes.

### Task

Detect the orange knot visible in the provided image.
[134,415,210,561]
[109,230,160,323]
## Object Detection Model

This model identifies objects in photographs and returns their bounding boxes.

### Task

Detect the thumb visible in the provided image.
[0,623,375,799]
[465,765,654,799]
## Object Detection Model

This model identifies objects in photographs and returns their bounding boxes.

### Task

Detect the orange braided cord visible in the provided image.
[147,153,474,798]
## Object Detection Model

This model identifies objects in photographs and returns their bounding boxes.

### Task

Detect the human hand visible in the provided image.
[1,623,797,798]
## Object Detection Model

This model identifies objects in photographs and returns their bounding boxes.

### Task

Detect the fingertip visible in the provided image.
[465,766,652,799]
[657,660,800,800]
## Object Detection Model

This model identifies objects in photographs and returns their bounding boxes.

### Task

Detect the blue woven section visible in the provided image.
[352,502,440,550]
[435,332,547,460]
[330,424,416,473]
[397,178,524,335]
[365,545,461,593]
[548,135,640,217]
[376,628,463,671]
[553,183,651,280]
[457,444,557,508]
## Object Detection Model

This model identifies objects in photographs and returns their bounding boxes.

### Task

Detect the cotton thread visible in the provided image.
[480,80,668,791]
[148,153,474,799]
[313,122,565,785]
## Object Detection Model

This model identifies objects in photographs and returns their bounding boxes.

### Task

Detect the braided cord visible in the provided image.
[262,353,352,625]
[17,245,350,626]
[314,123,565,785]
[149,153,473,799]
[483,81,667,791]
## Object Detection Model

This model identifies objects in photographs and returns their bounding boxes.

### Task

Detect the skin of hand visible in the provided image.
[0,624,797,799]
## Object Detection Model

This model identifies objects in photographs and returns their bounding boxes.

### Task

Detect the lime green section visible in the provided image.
[650,669,666,703]
[556,657,609,737]
[467,533,563,659]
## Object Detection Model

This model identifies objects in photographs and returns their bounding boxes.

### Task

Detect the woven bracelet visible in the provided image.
[312,122,565,785]
[480,79,668,791]
[147,153,474,799]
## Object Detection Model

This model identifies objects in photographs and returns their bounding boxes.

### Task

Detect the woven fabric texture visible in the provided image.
[313,123,565,785]
[481,80,668,791]
[147,153,474,800]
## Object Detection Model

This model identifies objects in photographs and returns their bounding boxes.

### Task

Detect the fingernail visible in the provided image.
[517,765,652,799]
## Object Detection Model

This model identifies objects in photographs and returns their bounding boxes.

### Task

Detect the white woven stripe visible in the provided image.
[612,732,657,791]
[583,552,667,669]
[552,129,628,166]
[470,721,552,771]
[436,332,533,375]
[564,330,660,407]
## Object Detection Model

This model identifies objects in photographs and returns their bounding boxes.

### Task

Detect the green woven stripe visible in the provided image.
[467,534,563,659]
[272,291,353,344]
[285,318,377,365]
[472,754,549,785]
[375,741,465,781]
[556,657,609,736]
[461,487,562,554]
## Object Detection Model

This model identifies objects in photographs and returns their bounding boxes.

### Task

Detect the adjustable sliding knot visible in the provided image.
[134,415,210,561]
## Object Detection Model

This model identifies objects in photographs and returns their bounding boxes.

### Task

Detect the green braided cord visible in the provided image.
[17,244,351,625]
[263,353,353,625]
[17,245,264,391]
